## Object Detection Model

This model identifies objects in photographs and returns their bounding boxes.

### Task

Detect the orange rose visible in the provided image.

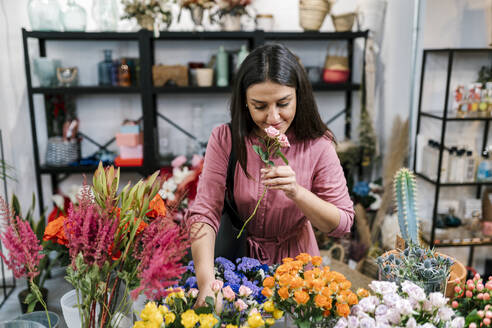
[263,276,275,289]
[311,279,325,292]
[294,290,310,305]
[279,274,293,287]
[147,194,167,218]
[261,287,273,298]
[323,309,332,317]
[282,257,294,263]
[295,253,312,264]
[278,286,290,300]
[356,288,369,298]
[321,287,333,298]
[275,264,289,276]
[336,303,350,317]
[304,270,316,281]
[347,292,358,305]
[312,256,323,266]
[332,272,346,283]
[314,294,328,308]
[43,215,68,246]
[336,294,347,304]
[339,280,352,290]
[290,276,304,289]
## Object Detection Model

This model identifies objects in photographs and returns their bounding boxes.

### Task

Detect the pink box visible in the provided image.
[116,132,143,147]
[119,145,143,159]
[483,221,492,237]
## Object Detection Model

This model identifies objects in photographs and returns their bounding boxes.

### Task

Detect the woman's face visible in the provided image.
[246,80,296,137]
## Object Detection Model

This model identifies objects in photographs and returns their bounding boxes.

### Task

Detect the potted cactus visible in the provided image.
[377,168,466,296]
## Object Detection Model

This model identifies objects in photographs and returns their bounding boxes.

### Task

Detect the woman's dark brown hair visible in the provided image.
[229,43,334,177]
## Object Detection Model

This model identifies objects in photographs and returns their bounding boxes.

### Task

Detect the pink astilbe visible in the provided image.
[64,196,118,268]
[0,198,44,280]
[131,218,191,301]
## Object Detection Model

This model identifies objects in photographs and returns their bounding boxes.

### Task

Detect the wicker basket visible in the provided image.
[331,12,356,32]
[45,137,80,167]
[299,0,332,31]
[324,55,349,70]
[152,65,189,87]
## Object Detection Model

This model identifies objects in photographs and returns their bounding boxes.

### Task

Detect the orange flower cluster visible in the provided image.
[262,253,368,321]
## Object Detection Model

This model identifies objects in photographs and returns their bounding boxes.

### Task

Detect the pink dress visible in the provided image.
[185,124,354,265]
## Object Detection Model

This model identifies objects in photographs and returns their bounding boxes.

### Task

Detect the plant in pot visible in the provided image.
[377,168,466,296]
[10,194,56,314]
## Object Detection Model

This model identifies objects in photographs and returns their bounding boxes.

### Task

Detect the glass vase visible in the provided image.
[92,0,118,31]
[28,0,63,31]
[62,0,87,31]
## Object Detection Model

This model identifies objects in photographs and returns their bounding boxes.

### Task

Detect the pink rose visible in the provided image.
[485,293,491,301]
[484,318,491,326]
[479,310,485,318]
[234,299,248,312]
[452,301,459,309]
[191,154,203,169]
[478,284,485,291]
[474,273,481,281]
[486,282,492,290]
[478,293,484,300]
[469,323,477,328]
[265,126,280,139]
[486,311,492,319]
[171,155,187,168]
[239,285,252,297]
[222,286,235,301]
[466,290,473,298]
[278,134,290,148]
[211,280,224,293]
[188,288,199,298]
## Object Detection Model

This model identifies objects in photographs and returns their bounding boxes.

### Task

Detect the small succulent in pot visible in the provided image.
[377,168,454,294]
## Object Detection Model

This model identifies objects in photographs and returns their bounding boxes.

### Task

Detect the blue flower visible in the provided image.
[225,282,241,294]
[224,269,241,285]
[186,260,195,273]
[215,257,236,272]
[185,276,197,289]
[353,181,370,196]
[236,257,261,273]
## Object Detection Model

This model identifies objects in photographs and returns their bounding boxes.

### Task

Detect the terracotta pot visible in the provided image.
[379,249,466,298]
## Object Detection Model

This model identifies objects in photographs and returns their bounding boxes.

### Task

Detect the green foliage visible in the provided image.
[477,65,492,85]
[393,168,419,245]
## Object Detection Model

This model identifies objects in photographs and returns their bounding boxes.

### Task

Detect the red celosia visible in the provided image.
[131,218,190,300]
[0,199,44,280]
[64,193,118,268]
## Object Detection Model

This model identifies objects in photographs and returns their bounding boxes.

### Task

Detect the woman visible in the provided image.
[185,44,354,306]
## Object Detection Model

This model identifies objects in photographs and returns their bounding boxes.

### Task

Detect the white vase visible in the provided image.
[221,14,241,31]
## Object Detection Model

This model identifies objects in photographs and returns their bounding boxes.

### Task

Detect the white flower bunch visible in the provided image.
[334,280,465,328]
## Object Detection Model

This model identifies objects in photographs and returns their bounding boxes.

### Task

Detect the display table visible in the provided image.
[324,257,373,290]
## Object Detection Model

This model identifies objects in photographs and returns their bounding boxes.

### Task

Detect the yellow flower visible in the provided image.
[247,312,265,328]
[226,325,238,328]
[181,309,199,328]
[165,293,175,305]
[265,318,276,326]
[273,309,284,320]
[198,313,218,328]
[263,300,275,313]
[164,312,176,325]
[133,322,145,328]
[140,302,163,326]
[158,305,169,315]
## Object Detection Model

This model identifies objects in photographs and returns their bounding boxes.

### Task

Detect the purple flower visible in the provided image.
[375,304,388,316]
[223,269,241,285]
[359,317,376,328]
[236,257,261,273]
[215,257,236,272]
[186,260,195,273]
[401,280,426,302]
[185,276,197,288]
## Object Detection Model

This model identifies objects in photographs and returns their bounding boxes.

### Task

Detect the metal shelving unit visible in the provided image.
[412,48,492,267]
[22,28,368,215]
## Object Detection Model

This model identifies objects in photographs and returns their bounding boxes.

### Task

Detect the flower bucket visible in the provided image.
[0,321,45,328]
[60,289,90,328]
[15,312,60,328]
[378,249,466,298]
[220,14,241,31]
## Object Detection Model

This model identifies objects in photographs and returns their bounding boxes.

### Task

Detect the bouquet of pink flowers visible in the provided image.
[1,163,192,328]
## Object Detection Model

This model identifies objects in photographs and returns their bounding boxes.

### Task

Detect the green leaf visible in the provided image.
[268,160,275,166]
[465,309,481,326]
[205,296,215,309]
[11,194,21,217]
[27,301,37,313]
[252,145,262,157]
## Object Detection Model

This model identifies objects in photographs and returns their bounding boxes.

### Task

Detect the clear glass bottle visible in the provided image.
[28,0,63,31]
[62,0,87,31]
[454,148,466,183]
[446,146,457,182]
[92,0,118,31]
[98,49,113,86]
[464,150,476,182]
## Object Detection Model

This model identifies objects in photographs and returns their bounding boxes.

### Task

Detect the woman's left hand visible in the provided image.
[261,165,299,200]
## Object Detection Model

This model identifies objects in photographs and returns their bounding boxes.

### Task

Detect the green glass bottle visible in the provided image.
[216,46,229,87]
